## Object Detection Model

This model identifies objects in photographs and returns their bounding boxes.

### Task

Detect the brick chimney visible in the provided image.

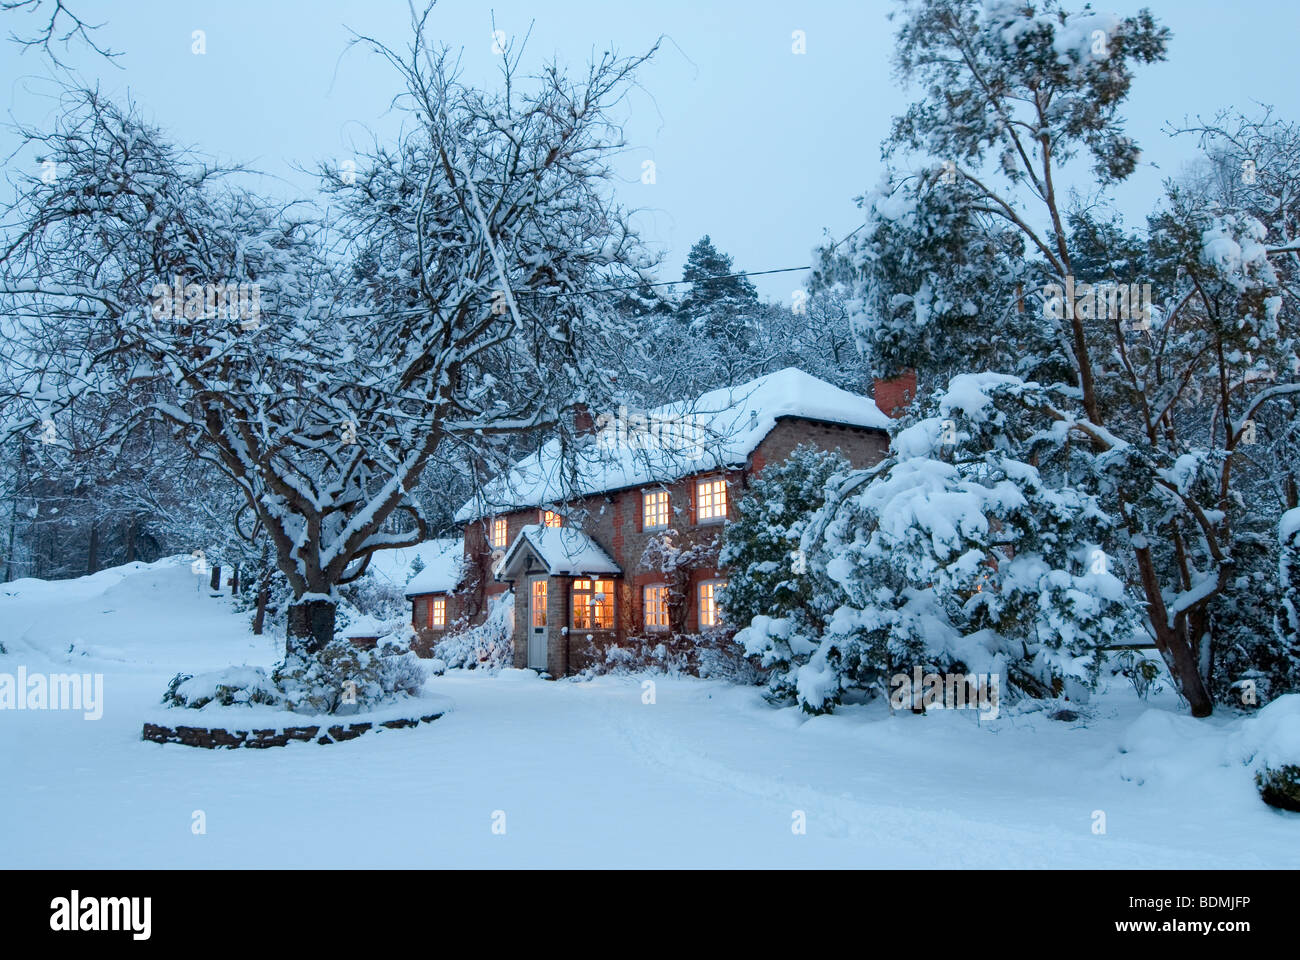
[572,402,596,436]
[873,369,917,419]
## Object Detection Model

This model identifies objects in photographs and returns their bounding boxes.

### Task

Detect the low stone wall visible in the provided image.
[141,710,444,749]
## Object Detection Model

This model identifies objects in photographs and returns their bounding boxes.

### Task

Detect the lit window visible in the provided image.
[643,489,669,530]
[490,517,507,549]
[428,596,447,630]
[572,578,615,630]
[643,584,668,631]
[696,478,728,522]
[532,579,548,627]
[540,509,563,528]
[698,580,727,629]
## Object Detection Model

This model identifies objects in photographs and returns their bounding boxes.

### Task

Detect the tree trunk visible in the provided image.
[209,563,221,593]
[230,564,240,596]
[252,544,270,636]
[123,516,136,564]
[3,498,17,583]
[286,597,336,659]
[85,522,100,575]
[1132,539,1214,717]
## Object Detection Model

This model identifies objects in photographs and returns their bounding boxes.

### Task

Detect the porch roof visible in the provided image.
[495,524,621,581]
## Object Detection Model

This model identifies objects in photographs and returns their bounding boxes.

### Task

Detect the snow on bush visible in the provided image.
[162,666,283,709]
[273,640,426,715]
[578,630,763,683]
[1117,695,1300,810]
[431,590,514,672]
[162,641,426,716]
[1235,694,1300,811]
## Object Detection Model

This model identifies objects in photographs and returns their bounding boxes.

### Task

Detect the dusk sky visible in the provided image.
[4,1,1299,301]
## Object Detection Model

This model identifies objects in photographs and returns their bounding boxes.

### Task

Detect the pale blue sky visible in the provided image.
[3,0,1298,301]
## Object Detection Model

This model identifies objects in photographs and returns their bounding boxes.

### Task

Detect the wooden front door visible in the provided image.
[528,577,548,670]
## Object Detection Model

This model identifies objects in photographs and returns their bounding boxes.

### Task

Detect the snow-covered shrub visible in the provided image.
[577,630,762,682]
[1256,765,1300,812]
[162,666,283,709]
[431,590,514,671]
[1236,693,1300,810]
[272,639,426,714]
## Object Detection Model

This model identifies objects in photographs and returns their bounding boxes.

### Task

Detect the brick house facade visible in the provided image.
[407,367,913,675]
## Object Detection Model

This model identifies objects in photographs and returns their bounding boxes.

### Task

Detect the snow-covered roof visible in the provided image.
[497,524,621,579]
[455,367,890,522]
[402,538,467,597]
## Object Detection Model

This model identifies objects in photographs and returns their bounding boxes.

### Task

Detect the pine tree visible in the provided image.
[677,236,758,342]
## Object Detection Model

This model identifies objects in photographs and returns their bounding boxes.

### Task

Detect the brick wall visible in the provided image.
[873,370,917,419]
[751,417,889,475]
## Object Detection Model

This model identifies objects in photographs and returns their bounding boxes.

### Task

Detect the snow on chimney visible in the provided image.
[873,369,917,419]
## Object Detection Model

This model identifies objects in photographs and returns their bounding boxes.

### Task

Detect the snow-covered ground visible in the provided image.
[0,557,1295,868]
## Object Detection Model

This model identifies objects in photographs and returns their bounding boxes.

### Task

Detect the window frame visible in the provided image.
[695,476,728,524]
[642,488,669,530]
[428,595,447,630]
[642,583,669,632]
[489,516,508,549]
[697,579,728,630]
[539,509,563,528]
[571,578,616,631]
[531,579,548,628]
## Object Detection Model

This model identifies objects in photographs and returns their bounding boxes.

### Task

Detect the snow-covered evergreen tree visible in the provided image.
[810,0,1300,716]
[1278,509,1300,691]
[721,445,850,703]
[743,377,1142,715]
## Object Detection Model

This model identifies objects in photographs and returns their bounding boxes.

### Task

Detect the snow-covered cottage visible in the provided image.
[406,367,914,674]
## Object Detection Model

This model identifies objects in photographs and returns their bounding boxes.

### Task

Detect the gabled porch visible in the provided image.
[494,524,622,676]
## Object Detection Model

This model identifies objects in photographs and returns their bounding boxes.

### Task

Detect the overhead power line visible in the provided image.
[0,264,819,323]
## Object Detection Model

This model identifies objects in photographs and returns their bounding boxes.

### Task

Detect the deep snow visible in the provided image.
[0,557,1295,868]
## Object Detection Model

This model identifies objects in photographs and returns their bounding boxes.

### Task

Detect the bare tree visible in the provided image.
[2,0,119,66]
[0,8,657,660]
